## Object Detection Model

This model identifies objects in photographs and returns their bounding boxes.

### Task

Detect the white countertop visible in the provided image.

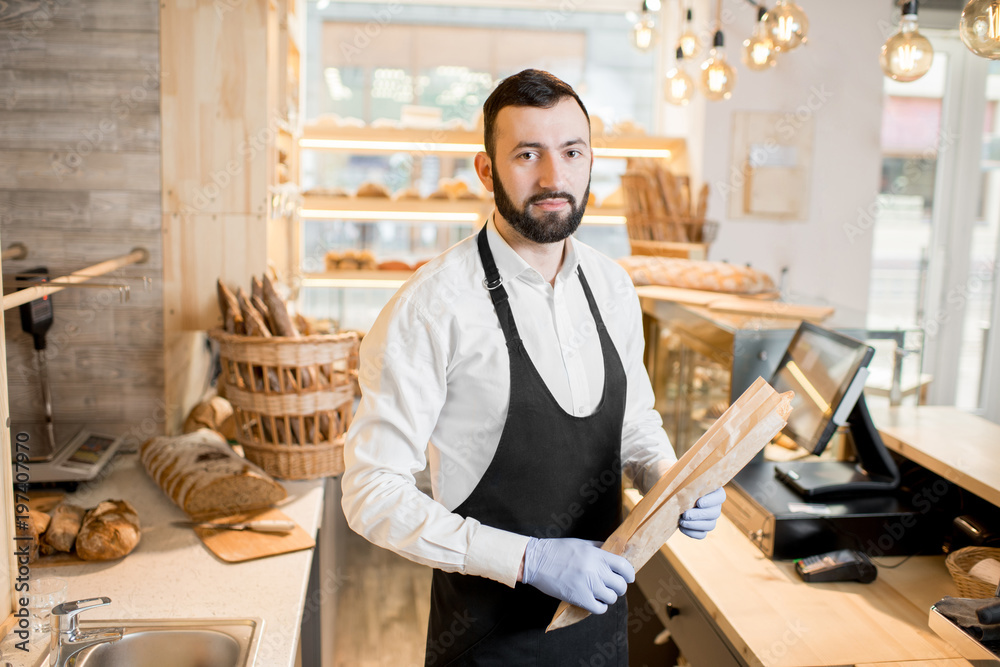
[1,452,326,667]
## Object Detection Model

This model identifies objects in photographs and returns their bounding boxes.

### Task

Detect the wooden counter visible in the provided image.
[628,490,962,667]
[629,404,1000,667]
[870,405,1000,508]
[0,454,325,667]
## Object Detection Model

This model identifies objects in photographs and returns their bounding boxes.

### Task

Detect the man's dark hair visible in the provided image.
[482,69,589,160]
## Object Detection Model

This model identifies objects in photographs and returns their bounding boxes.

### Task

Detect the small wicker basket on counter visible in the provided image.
[945,546,1000,598]
[209,329,359,480]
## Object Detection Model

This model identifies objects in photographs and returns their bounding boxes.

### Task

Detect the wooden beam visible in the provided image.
[2,248,149,311]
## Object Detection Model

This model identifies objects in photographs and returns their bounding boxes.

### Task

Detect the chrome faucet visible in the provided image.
[49,597,123,667]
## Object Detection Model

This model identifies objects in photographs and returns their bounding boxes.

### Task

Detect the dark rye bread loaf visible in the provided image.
[141,429,287,518]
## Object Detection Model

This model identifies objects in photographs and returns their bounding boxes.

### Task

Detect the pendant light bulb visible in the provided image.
[665,47,696,106]
[881,1,934,81]
[700,31,737,101]
[961,0,1000,59]
[762,0,809,52]
[630,9,658,53]
[743,7,779,70]
[678,8,701,59]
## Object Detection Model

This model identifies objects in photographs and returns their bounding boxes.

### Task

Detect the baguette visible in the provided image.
[75,500,141,561]
[237,288,271,337]
[217,280,243,334]
[251,276,264,304]
[252,294,276,335]
[141,429,287,518]
[262,274,298,337]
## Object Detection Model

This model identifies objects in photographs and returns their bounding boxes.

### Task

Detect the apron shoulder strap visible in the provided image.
[477,225,521,345]
[576,266,609,334]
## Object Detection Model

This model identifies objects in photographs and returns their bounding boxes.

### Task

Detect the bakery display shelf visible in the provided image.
[301,271,413,289]
[300,195,627,226]
[300,125,685,160]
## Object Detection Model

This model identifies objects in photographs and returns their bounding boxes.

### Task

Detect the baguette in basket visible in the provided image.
[212,274,358,479]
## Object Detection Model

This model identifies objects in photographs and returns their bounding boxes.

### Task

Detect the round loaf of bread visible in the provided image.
[75,500,141,561]
[141,429,287,518]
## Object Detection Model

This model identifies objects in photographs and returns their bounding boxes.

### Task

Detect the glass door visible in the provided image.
[868,32,1000,418]
[968,63,1000,419]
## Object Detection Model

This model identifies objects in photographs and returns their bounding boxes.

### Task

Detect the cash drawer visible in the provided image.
[635,549,744,667]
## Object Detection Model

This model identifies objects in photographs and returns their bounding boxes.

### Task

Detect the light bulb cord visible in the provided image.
[715,0,723,31]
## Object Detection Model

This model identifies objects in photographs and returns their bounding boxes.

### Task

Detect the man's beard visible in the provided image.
[493,171,590,244]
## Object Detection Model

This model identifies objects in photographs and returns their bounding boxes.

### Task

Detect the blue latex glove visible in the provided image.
[522,537,635,615]
[679,487,727,539]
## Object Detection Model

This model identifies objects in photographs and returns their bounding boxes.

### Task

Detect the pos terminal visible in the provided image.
[724,322,947,560]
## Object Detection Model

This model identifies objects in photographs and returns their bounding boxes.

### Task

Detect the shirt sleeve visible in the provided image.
[340,291,529,588]
[618,281,678,495]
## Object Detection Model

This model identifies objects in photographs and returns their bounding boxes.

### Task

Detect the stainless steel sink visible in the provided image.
[70,617,263,667]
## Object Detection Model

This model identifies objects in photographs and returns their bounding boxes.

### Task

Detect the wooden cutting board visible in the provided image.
[192,508,314,563]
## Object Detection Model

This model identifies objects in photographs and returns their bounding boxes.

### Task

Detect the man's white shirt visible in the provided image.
[341,217,677,588]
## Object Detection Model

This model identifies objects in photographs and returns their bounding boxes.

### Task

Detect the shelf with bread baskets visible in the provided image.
[300,195,628,227]
[296,127,689,331]
[300,125,687,160]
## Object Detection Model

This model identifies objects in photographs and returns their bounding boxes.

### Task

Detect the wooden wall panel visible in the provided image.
[0,150,160,192]
[0,0,165,439]
[162,213,268,331]
[160,0,269,215]
[8,384,164,423]
[0,111,160,152]
[0,70,160,113]
[0,0,159,32]
[0,191,160,231]
[0,30,158,72]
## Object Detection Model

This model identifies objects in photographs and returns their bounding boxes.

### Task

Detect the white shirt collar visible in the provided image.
[485,213,582,287]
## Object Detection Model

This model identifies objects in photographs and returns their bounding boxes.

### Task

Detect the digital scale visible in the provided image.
[9,268,125,484]
[10,425,125,484]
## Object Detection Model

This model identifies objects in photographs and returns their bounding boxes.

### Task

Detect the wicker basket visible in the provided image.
[209,329,359,480]
[945,546,1000,598]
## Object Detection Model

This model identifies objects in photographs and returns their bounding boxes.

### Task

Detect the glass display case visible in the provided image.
[641,299,802,457]
[640,297,922,458]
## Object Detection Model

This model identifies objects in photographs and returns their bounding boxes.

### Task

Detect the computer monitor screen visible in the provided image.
[770,322,874,455]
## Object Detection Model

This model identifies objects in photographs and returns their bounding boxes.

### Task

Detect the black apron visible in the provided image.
[424,226,629,667]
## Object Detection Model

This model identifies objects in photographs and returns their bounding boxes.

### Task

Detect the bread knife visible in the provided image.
[173,519,295,533]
